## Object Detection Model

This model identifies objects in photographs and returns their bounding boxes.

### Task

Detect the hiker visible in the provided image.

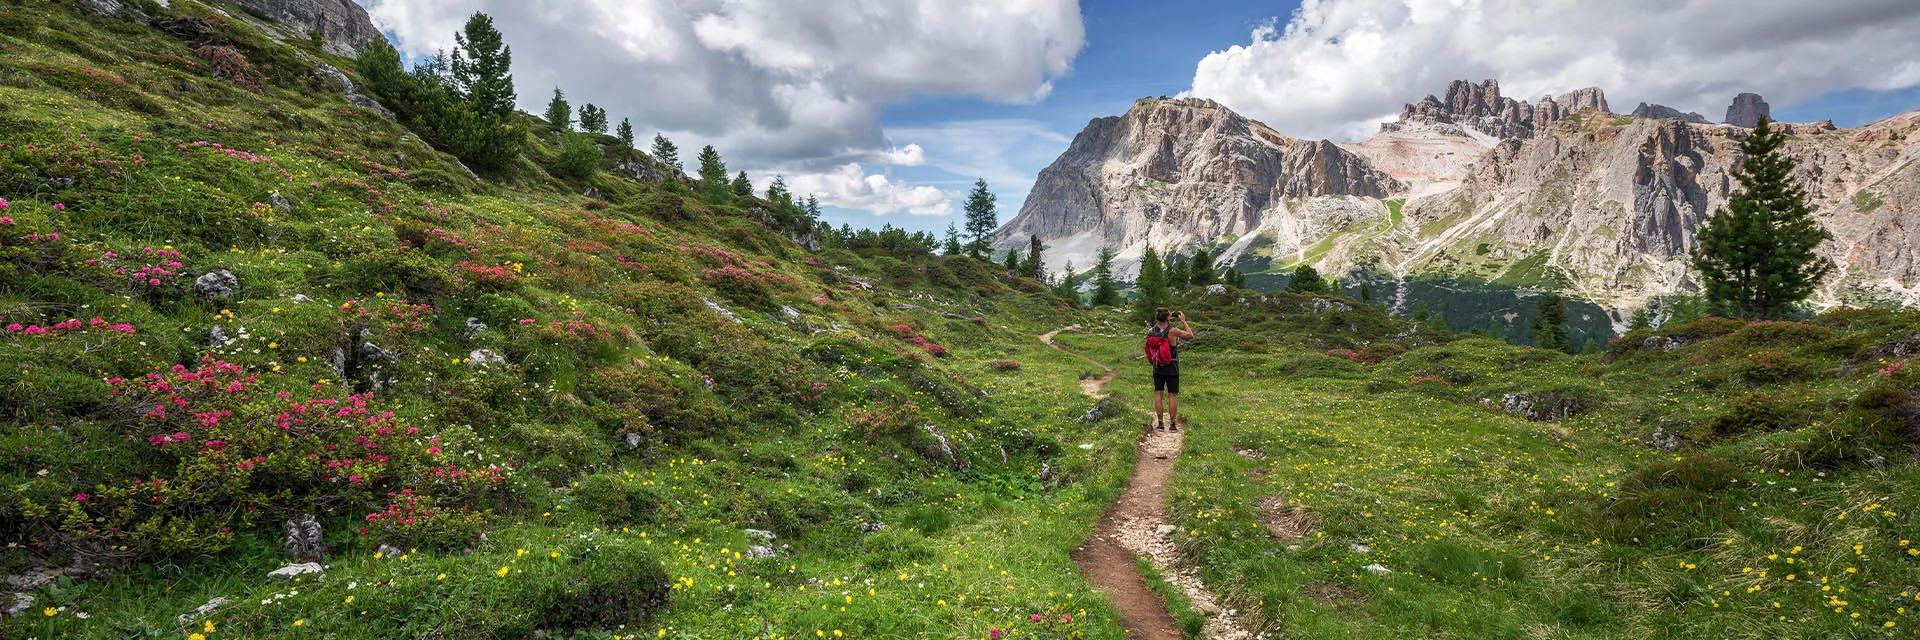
[1145,307,1194,431]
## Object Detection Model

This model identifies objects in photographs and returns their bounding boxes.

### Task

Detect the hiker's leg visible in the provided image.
[1168,393,1179,428]
[1153,389,1165,425]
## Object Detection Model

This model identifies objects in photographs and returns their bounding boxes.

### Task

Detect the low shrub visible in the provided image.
[1694,393,1810,441]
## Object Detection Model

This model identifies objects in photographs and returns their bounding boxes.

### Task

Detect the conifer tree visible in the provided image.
[1055,261,1078,301]
[1531,293,1571,352]
[1411,300,1431,322]
[555,133,599,181]
[578,104,607,134]
[616,118,634,150]
[1359,280,1373,303]
[1134,247,1170,323]
[444,13,522,170]
[942,223,963,256]
[544,88,571,131]
[962,179,998,259]
[1026,235,1045,281]
[1694,118,1833,319]
[1286,263,1327,294]
[731,171,753,198]
[696,145,730,201]
[1165,256,1190,290]
[1189,246,1217,286]
[651,134,681,172]
[1485,318,1506,341]
[1091,247,1120,307]
[1628,306,1653,332]
[1581,338,1602,354]
[803,195,822,223]
[1428,311,1449,334]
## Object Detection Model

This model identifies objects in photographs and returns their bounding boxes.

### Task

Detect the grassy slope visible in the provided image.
[0,2,1145,638]
[1110,292,1920,639]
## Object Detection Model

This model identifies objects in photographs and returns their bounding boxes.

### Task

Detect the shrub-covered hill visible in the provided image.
[0,1,1160,637]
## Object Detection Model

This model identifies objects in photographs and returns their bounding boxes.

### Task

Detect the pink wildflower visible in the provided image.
[51,203,64,210]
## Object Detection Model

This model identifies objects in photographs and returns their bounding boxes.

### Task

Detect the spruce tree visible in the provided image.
[1581,338,1602,354]
[616,118,634,150]
[544,88,571,131]
[731,171,753,199]
[695,145,729,201]
[1091,247,1120,307]
[1189,246,1217,286]
[1286,263,1327,294]
[1628,306,1653,332]
[1428,311,1449,334]
[942,223,963,256]
[651,134,681,172]
[1531,293,1571,352]
[578,104,607,134]
[1165,256,1189,291]
[1026,235,1045,281]
[1055,262,1078,301]
[1693,118,1833,319]
[962,179,998,259]
[1003,248,1021,272]
[1411,300,1431,322]
[1134,246,1170,323]
[1359,280,1373,303]
[444,13,522,170]
[803,195,822,224]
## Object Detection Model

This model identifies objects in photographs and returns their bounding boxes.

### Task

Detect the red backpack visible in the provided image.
[1144,329,1173,367]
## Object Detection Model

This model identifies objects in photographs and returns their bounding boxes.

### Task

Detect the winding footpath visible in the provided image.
[1039,327,1256,640]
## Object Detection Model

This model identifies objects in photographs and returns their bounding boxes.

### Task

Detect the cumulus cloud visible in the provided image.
[1188,0,1920,141]
[783,164,953,216]
[358,0,1082,213]
[886,119,1074,213]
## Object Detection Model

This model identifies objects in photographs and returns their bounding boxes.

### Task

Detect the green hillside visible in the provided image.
[3,2,1919,640]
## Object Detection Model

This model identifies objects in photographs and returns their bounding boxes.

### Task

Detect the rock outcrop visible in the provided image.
[996,97,1400,274]
[1383,80,1612,140]
[1725,92,1772,128]
[230,0,382,57]
[1631,102,1710,124]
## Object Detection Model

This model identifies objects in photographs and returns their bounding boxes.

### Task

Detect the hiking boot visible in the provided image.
[1168,419,1180,432]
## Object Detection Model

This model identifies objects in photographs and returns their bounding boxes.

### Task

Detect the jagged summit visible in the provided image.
[1632,102,1711,123]
[1382,79,1612,139]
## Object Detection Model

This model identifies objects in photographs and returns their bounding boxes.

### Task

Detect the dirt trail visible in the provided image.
[1041,327,1256,640]
[1039,325,1115,396]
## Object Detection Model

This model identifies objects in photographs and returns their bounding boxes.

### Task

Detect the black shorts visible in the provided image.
[1152,369,1180,394]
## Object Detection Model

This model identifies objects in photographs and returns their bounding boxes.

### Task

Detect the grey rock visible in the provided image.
[1632,102,1710,124]
[176,596,229,624]
[1205,284,1228,295]
[267,562,325,580]
[270,192,292,211]
[311,61,394,119]
[917,425,967,471]
[76,0,147,20]
[1647,426,1684,452]
[704,298,742,324]
[745,545,779,559]
[744,529,776,542]
[284,513,326,562]
[194,269,239,299]
[858,521,888,533]
[1364,564,1393,575]
[467,349,504,368]
[892,304,923,310]
[4,567,64,592]
[358,341,397,362]
[1500,392,1591,422]
[376,544,403,558]
[229,0,381,57]
[208,325,230,348]
[1077,396,1121,424]
[292,294,314,303]
[1387,80,1607,140]
[3,592,31,617]
[625,432,642,451]
[1349,543,1372,555]
[779,305,802,320]
[1724,92,1771,128]
[464,317,489,338]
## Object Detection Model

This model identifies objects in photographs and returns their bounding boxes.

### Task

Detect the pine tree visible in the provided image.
[1055,261,1078,301]
[555,132,599,181]
[578,104,607,134]
[1003,248,1021,272]
[1164,256,1189,291]
[444,13,522,170]
[1693,118,1833,319]
[616,118,634,150]
[1580,338,1602,355]
[1428,311,1448,334]
[1628,306,1653,332]
[1359,280,1373,303]
[1411,301,1431,322]
[962,179,998,259]
[942,223,963,256]
[1485,318,1506,341]
[544,88,571,131]
[1224,268,1245,289]
[1286,263,1327,294]
[1189,246,1217,286]
[651,134,681,172]
[802,195,822,223]
[1091,247,1120,307]
[1026,235,1045,281]
[1135,246,1171,323]
[1531,293,1571,352]
[731,171,753,199]
[695,145,729,201]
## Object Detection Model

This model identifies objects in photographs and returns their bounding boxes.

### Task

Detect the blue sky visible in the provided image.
[362,0,1920,235]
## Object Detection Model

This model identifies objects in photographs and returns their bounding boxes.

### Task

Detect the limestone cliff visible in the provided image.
[230,0,383,57]
[996,97,1400,275]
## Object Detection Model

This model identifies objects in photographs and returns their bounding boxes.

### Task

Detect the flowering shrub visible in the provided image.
[454,260,521,290]
[1,316,136,337]
[360,489,489,552]
[702,265,793,308]
[988,360,1022,371]
[1326,348,1377,364]
[844,400,922,436]
[891,324,949,357]
[35,359,503,560]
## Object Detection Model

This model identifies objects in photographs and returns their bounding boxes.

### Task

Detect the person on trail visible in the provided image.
[1145,307,1193,432]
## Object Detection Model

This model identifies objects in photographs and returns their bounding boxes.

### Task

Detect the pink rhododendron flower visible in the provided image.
[51,203,64,210]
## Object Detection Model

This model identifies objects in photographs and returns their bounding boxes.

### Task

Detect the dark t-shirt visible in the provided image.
[1148,325,1178,375]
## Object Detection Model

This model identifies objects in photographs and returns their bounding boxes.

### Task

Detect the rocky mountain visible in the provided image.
[1725,92,1773,128]
[996,97,1400,273]
[231,0,383,56]
[1631,102,1710,124]
[1007,82,1920,321]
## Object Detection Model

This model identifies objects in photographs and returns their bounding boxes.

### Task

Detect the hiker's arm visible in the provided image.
[1174,318,1194,340]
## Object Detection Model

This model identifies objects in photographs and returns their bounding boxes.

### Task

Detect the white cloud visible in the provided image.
[878,144,926,167]
[783,164,954,216]
[884,119,1073,214]
[361,0,1084,170]
[1189,0,1920,141]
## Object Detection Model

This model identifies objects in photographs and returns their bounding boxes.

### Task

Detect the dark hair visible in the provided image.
[1153,307,1170,324]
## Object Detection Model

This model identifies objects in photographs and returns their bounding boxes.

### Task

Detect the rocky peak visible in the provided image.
[1631,102,1710,123]
[1724,92,1772,128]
[231,0,383,57]
[1387,79,1610,139]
